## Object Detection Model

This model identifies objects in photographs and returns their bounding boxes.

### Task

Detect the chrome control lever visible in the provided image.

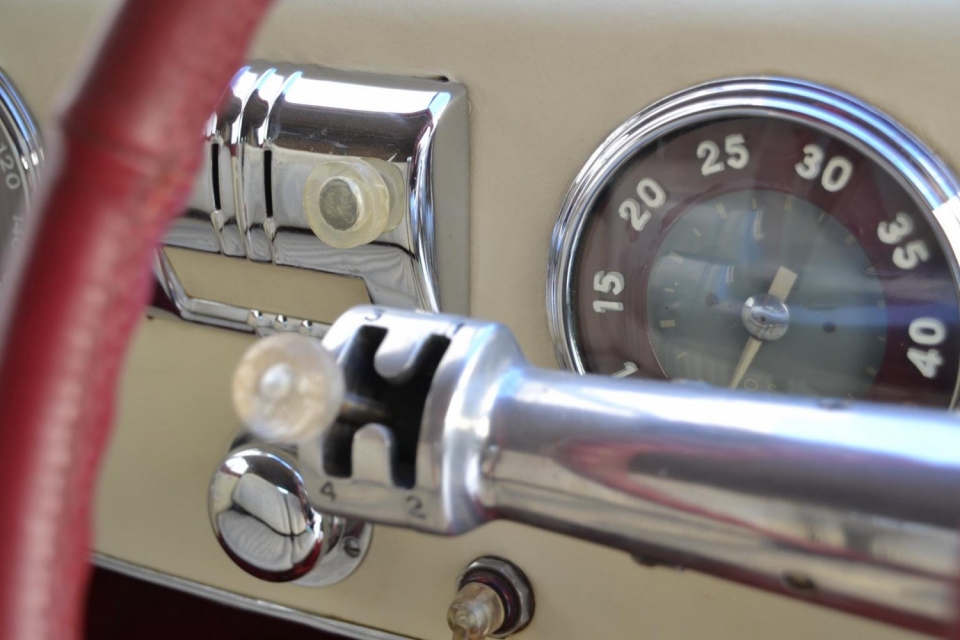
[234,305,960,633]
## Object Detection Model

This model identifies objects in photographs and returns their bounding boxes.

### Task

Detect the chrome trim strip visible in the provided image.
[92,554,412,640]
[546,77,960,406]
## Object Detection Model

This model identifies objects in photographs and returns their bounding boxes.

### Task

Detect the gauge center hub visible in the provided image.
[741,293,789,341]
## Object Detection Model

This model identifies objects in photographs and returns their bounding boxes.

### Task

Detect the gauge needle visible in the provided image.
[728,266,798,389]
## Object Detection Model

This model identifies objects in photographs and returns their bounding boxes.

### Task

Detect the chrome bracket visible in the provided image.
[157,64,469,336]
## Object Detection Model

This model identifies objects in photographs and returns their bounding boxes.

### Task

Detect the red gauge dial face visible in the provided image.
[571,117,960,407]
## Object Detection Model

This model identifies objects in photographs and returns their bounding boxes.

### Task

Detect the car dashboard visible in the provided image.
[1,1,959,639]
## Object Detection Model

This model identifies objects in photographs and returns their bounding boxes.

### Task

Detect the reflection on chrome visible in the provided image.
[217,472,317,573]
[284,77,438,114]
[262,306,960,634]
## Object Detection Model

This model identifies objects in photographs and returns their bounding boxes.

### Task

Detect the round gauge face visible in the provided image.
[555,84,960,408]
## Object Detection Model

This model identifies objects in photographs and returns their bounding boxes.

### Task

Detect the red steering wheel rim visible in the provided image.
[0,1,273,637]
[1,3,958,640]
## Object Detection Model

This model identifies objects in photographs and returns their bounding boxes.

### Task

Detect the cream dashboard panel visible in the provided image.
[2,0,957,638]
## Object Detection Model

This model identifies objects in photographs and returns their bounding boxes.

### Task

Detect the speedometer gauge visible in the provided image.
[548,78,960,407]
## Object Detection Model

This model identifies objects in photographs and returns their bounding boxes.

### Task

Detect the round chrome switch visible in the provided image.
[209,447,371,586]
[741,293,790,342]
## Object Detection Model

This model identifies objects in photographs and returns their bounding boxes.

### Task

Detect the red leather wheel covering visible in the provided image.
[0,1,274,638]
[0,3,957,640]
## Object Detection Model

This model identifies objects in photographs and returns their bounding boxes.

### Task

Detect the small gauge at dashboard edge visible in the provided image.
[547,77,960,408]
[0,67,42,297]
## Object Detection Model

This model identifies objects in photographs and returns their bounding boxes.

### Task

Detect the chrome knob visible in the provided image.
[209,447,370,586]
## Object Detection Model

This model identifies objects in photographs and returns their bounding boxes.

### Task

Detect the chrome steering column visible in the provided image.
[215,305,960,635]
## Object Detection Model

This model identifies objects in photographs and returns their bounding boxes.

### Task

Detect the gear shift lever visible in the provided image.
[223,305,960,635]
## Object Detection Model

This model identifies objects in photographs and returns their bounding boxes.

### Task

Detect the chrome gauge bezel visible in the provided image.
[547,77,960,405]
[0,68,42,201]
[0,67,42,298]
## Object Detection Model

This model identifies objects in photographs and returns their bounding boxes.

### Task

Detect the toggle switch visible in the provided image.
[448,557,535,639]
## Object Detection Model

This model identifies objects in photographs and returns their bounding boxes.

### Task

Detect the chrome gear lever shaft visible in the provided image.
[233,305,960,635]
